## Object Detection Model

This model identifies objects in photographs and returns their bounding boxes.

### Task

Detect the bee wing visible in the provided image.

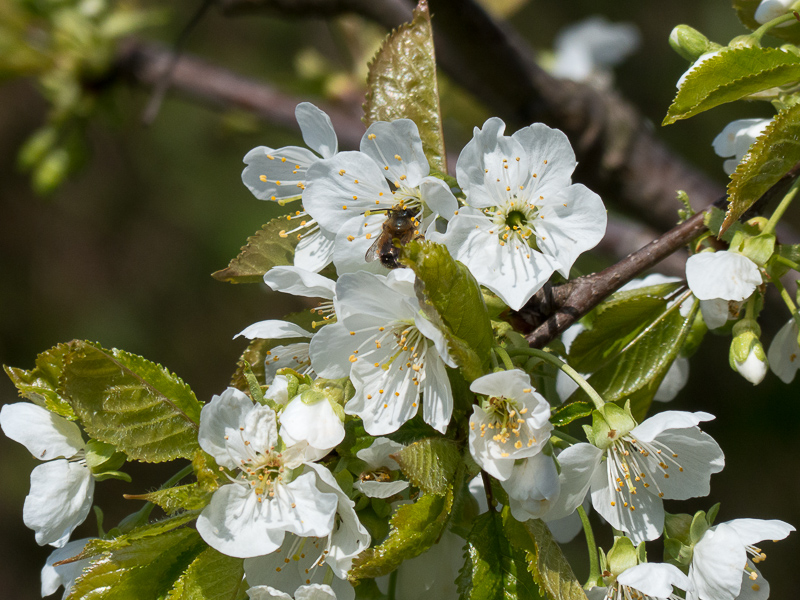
[364,235,383,263]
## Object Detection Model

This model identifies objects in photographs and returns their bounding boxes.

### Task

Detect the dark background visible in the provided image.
[1,1,797,598]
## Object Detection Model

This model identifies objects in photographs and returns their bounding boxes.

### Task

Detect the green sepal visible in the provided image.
[606,536,639,579]
[663,537,693,569]
[212,216,299,283]
[729,318,765,365]
[85,439,126,474]
[669,25,720,61]
[706,502,721,525]
[60,340,202,462]
[664,512,693,544]
[724,103,800,233]
[393,437,460,496]
[690,510,711,545]
[164,547,244,600]
[734,0,800,44]
[402,240,494,381]
[549,401,593,427]
[242,361,266,405]
[704,206,745,243]
[663,47,800,125]
[93,470,132,483]
[4,343,75,419]
[740,233,776,267]
[192,448,221,494]
[504,513,587,600]
[363,0,446,173]
[348,487,454,581]
[590,404,636,451]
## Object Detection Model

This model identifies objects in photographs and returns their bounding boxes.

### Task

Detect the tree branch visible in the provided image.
[218,0,413,30]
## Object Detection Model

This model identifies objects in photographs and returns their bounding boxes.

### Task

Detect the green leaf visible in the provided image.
[568,288,698,421]
[394,437,461,495]
[457,510,542,600]
[212,217,298,284]
[364,0,446,172]
[724,103,800,233]
[549,401,593,428]
[663,47,800,125]
[403,240,494,381]
[126,483,212,515]
[734,0,800,44]
[4,343,75,419]
[704,206,745,243]
[61,341,202,462]
[166,547,244,600]
[79,513,201,558]
[67,528,205,600]
[505,514,587,600]
[349,489,453,580]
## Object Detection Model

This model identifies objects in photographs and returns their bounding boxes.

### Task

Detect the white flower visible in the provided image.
[247,584,338,600]
[354,437,410,498]
[713,119,771,175]
[733,345,769,385]
[41,538,91,599]
[195,388,340,558]
[589,562,692,600]
[688,518,794,600]
[242,103,339,272]
[551,16,640,84]
[303,119,458,274]
[244,464,370,600]
[768,318,800,382]
[755,0,796,24]
[578,411,725,543]
[312,269,456,435]
[0,403,94,547]
[430,118,606,310]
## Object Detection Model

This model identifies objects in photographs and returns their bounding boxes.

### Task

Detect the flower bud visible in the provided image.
[605,537,640,580]
[669,25,719,61]
[728,34,760,50]
[729,318,768,384]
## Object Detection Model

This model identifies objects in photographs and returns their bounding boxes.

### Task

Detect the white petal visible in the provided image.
[242,145,318,202]
[512,123,577,194]
[280,397,344,453]
[618,562,690,597]
[552,17,640,80]
[0,403,84,460]
[41,538,91,597]
[332,213,389,275]
[353,479,410,498]
[361,119,429,187]
[506,453,561,521]
[247,585,293,600]
[198,388,259,469]
[336,271,417,322]
[418,350,454,433]
[246,549,355,600]
[304,152,393,232]
[309,322,366,379]
[468,405,515,480]
[755,0,795,24]
[735,563,770,600]
[277,472,339,539]
[685,252,761,302]
[734,348,768,385]
[545,500,586,543]
[691,524,747,600]
[724,518,795,546]
[712,119,771,161]
[456,117,508,198]
[470,370,550,428]
[25,461,94,547]
[413,311,456,368]
[297,102,338,159]
[536,184,607,278]
[264,343,313,383]
[419,176,459,218]
[654,357,690,402]
[356,437,404,470]
[700,298,734,329]
[631,410,715,443]
[295,584,339,600]
[235,320,313,340]
[389,530,463,600]
[197,484,286,558]
[294,227,336,273]
[590,460,664,543]
[543,443,603,522]
[768,319,800,383]
[263,266,336,299]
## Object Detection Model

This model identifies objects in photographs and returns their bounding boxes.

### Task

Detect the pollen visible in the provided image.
[394,154,402,161]
[384,166,389,170]
[259,175,267,182]
[349,355,358,362]
[368,133,376,140]
[366,233,372,239]
[275,181,281,185]
[342,205,348,210]
[353,195,358,200]
[339,169,346,176]
[354,179,359,184]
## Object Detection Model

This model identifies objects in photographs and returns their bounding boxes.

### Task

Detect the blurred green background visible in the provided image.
[0,1,797,599]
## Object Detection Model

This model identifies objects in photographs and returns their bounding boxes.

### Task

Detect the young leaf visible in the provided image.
[67,528,205,600]
[724,103,800,233]
[212,216,299,284]
[734,0,800,44]
[567,288,698,421]
[79,513,201,558]
[457,510,542,600]
[4,343,75,419]
[349,489,453,580]
[61,341,202,462]
[402,240,494,381]
[549,401,592,428]
[165,547,244,600]
[504,512,587,600]
[364,0,446,172]
[663,47,800,125]
[394,437,461,495]
[126,483,212,515]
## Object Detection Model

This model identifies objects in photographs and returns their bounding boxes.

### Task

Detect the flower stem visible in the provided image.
[764,177,800,236]
[507,348,604,410]
[752,10,800,42]
[769,274,800,330]
[578,505,601,589]
[388,569,398,600]
[773,254,800,272]
[493,346,516,371]
[162,463,194,489]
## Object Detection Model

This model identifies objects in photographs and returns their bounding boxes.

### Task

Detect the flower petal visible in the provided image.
[297,102,338,159]
[309,322,368,379]
[242,146,318,202]
[41,538,91,597]
[690,524,747,600]
[294,227,336,274]
[24,461,94,547]
[631,410,715,443]
[654,357,690,402]
[685,252,761,302]
[264,344,313,383]
[356,437,404,470]
[543,443,603,522]
[419,350,454,434]
[354,479,410,499]
[198,387,257,469]
[419,176,459,219]
[0,402,84,460]
[617,562,691,598]
[361,120,429,187]
[724,518,794,546]
[235,320,313,340]
[332,213,388,275]
[511,123,577,195]
[264,266,336,299]
[280,397,344,454]
[506,453,561,521]
[768,319,800,384]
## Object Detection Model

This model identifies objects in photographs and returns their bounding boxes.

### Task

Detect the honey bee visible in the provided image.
[365,206,420,269]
